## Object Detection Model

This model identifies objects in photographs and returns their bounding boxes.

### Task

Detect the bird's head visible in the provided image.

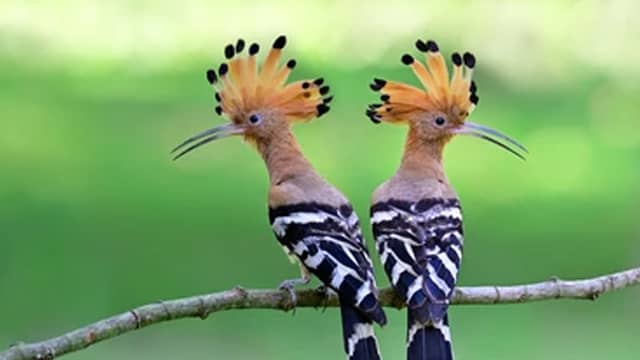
[172,35,331,160]
[367,39,526,160]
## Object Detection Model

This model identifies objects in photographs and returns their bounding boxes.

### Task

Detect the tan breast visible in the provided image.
[269,172,348,208]
[372,173,458,204]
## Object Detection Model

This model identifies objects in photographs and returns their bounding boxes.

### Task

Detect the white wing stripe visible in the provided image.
[383,247,419,283]
[427,264,452,294]
[355,282,372,306]
[347,323,378,358]
[450,243,462,260]
[406,275,424,300]
[305,251,325,268]
[347,212,360,227]
[437,252,459,279]
[391,262,404,285]
[293,241,307,256]
[407,322,422,348]
[430,207,462,221]
[403,241,417,263]
[406,320,452,349]
[272,211,332,236]
[371,210,398,224]
[389,233,422,246]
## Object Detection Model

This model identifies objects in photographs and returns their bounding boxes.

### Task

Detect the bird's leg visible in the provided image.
[314,284,335,312]
[278,262,311,308]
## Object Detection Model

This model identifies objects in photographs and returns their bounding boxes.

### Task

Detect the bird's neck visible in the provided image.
[397,126,448,182]
[257,130,315,185]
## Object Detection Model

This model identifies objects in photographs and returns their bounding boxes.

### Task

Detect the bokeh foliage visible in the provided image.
[1,1,639,359]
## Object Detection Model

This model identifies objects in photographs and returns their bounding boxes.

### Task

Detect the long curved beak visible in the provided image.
[456,121,528,160]
[171,123,245,160]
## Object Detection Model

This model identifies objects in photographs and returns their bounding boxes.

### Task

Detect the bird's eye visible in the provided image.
[248,114,261,125]
[434,116,446,126]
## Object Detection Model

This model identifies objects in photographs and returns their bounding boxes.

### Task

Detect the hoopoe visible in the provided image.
[367,39,527,360]
[172,36,387,360]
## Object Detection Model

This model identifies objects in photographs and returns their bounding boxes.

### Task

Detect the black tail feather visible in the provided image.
[340,302,382,360]
[407,312,453,360]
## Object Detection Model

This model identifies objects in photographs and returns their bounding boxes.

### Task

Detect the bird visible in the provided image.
[172,35,387,360]
[367,39,527,359]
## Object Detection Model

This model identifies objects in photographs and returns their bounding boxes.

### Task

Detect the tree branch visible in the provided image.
[2,266,639,360]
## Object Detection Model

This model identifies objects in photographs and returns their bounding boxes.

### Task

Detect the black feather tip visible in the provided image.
[235,39,245,53]
[224,44,235,59]
[319,86,330,95]
[249,43,260,56]
[451,53,462,66]
[317,104,330,117]
[206,69,217,84]
[370,78,386,91]
[401,54,414,65]
[273,35,287,49]
[218,63,228,77]
[215,106,223,115]
[426,40,439,52]
[286,59,297,69]
[313,78,324,86]
[463,52,476,68]
[366,109,381,124]
[416,40,428,52]
[470,93,479,105]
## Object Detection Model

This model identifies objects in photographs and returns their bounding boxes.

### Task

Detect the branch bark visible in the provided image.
[2,266,639,360]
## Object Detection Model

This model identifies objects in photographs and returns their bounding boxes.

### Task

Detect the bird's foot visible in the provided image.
[278,276,310,310]
[315,284,335,312]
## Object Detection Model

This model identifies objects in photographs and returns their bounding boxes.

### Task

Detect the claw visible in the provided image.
[315,284,333,313]
[278,276,310,311]
[279,280,298,308]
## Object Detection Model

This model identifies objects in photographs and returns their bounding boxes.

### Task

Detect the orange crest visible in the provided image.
[367,39,478,124]
[206,36,332,123]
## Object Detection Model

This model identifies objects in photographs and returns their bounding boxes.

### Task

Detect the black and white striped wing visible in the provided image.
[269,203,385,324]
[371,198,463,323]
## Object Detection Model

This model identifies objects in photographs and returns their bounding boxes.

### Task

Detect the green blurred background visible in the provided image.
[2,0,639,359]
